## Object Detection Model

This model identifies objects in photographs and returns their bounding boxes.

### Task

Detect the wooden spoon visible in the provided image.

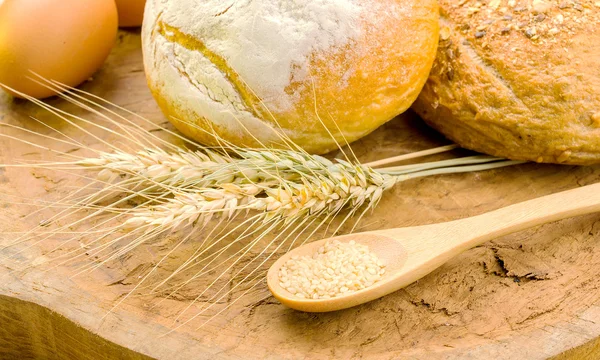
[267,182,600,312]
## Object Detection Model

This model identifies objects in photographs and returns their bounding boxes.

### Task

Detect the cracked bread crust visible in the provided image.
[412,0,600,165]
[142,0,439,154]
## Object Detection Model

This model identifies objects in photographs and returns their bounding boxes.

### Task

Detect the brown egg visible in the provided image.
[0,0,118,99]
[115,0,146,27]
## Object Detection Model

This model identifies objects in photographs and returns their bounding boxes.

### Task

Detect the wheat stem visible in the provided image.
[364,144,459,168]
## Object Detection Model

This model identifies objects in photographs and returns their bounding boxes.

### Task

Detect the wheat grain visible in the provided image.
[279,239,385,299]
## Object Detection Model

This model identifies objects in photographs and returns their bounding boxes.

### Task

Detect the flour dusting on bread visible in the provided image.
[154,0,365,112]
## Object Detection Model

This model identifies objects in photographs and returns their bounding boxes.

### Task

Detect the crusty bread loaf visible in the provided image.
[142,0,439,154]
[412,0,600,165]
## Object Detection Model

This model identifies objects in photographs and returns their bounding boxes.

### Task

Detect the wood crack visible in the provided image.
[411,298,459,316]
[491,247,559,281]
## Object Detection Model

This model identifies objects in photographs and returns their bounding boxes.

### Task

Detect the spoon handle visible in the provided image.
[373,182,600,289]
[458,182,600,249]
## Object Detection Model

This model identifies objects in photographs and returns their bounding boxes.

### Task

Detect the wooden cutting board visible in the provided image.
[2,30,600,360]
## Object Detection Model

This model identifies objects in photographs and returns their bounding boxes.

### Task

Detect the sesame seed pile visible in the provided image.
[278,240,385,300]
[447,0,599,44]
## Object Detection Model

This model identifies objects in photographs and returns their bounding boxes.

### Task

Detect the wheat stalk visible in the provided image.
[0,77,525,330]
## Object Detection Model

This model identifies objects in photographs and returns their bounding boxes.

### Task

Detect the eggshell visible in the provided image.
[0,0,118,99]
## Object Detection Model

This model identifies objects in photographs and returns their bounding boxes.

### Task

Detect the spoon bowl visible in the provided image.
[267,233,408,312]
[267,182,600,312]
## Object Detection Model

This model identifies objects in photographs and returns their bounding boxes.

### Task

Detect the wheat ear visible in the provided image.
[0,77,525,330]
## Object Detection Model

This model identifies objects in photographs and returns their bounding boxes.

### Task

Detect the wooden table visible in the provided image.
[2,30,600,360]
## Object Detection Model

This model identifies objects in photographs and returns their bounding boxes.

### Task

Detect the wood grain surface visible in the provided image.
[2,30,600,360]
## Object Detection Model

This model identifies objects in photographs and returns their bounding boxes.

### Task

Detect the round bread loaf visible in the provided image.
[142,0,439,154]
[412,0,600,165]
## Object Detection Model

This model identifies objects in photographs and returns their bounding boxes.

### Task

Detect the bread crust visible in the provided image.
[142,0,439,154]
[412,0,600,165]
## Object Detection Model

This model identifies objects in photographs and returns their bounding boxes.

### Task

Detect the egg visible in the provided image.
[0,0,118,99]
[115,0,146,27]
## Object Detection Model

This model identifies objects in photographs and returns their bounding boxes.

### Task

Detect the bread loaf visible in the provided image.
[142,0,439,154]
[412,0,600,165]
